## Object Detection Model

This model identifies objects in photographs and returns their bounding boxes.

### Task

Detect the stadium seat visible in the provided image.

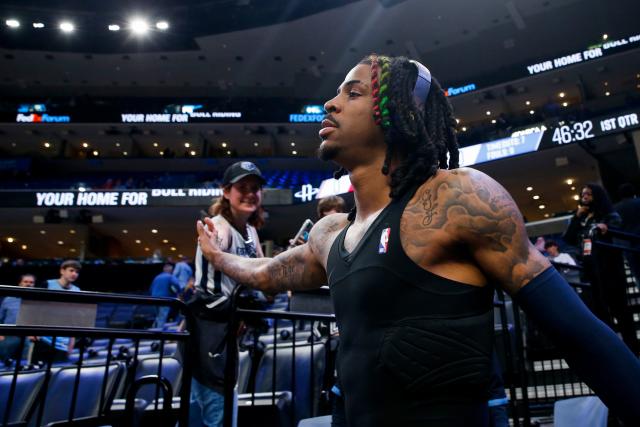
[553,396,608,427]
[238,350,252,394]
[0,369,46,425]
[28,362,123,426]
[133,356,183,403]
[297,415,331,427]
[250,342,326,423]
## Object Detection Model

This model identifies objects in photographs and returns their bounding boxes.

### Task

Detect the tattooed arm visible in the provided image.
[196,216,336,293]
[429,168,550,294]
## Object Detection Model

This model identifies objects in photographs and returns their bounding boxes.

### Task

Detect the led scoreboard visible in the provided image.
[547,110,639,145]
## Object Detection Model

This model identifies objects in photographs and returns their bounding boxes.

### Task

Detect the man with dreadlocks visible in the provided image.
[197,55,640,426]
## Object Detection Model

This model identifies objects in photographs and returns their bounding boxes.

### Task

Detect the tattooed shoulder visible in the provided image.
[308,213,348,262]
[405,168,549,292]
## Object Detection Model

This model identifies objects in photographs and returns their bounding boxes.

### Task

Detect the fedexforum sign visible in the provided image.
[0,188,292,208]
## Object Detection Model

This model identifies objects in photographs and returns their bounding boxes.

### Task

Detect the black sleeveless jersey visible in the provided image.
[327,186,494,427]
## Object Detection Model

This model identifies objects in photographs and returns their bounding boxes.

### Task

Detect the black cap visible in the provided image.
[222,161,266,186]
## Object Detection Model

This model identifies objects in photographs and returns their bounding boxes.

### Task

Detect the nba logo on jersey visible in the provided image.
[378,228,391,254]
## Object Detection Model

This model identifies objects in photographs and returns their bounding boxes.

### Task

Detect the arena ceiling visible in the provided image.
[0,0,638,100]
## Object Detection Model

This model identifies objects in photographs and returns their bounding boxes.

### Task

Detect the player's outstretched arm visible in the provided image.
[447,168,640,424]
[196,217,327,293]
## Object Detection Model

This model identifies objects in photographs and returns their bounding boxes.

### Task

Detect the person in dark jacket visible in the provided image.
[563,183,637,352]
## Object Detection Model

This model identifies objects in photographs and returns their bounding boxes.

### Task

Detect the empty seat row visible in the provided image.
[0,355,182,426]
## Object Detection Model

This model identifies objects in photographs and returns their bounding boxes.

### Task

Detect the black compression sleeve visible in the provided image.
[514,267,640,424]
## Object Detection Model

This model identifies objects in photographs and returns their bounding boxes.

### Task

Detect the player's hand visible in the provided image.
[197,218,223,261]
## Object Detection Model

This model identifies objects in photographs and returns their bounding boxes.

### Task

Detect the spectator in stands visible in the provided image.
[0,274,35,360]
[150,263,181,329]
[317,195,347,218]
[197,55,640,425]
[46,259,81,291]
[173,255,193,291]
[614,183,640,287]
[191,161,266,427]
[31,260,82,363]
[563,183,637,352]
[544,240,576,266]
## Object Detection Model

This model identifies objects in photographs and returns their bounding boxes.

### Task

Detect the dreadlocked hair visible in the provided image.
[359,54,459,199]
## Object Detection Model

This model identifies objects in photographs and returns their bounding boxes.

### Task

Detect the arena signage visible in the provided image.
[0,188,292,208]
[120,111,242,123]
[445,83,477,97]
[33,188,223,207]
[526,33,640,76]
[294,184,320,202]
[15,113,71,123]
[289,114,324,123]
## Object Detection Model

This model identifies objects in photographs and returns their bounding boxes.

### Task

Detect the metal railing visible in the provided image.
[0,285,192,427]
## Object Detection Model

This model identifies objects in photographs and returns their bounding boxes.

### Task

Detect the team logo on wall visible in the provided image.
[378,228,391,254]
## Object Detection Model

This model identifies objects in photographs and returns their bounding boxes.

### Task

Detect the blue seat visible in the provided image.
[28,363,123,426]
[0,370,46,425]
[238,350,252,394]
[251,342,326,423]
[554,396,608,427]
[133,356,182,402]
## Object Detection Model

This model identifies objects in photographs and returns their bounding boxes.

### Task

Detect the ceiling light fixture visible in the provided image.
[129,18,149,35]
[59,21,74,33]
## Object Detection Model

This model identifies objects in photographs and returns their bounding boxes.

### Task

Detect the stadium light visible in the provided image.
[108,24,120,31]
[156,21,169,30]
[129,18,149,35]
[6,19,20,28]
[59,21,74,33]
[32,22,45,28]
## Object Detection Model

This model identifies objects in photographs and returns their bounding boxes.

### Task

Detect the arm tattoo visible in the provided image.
[405,169,548,293]
[266,249,308,292]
